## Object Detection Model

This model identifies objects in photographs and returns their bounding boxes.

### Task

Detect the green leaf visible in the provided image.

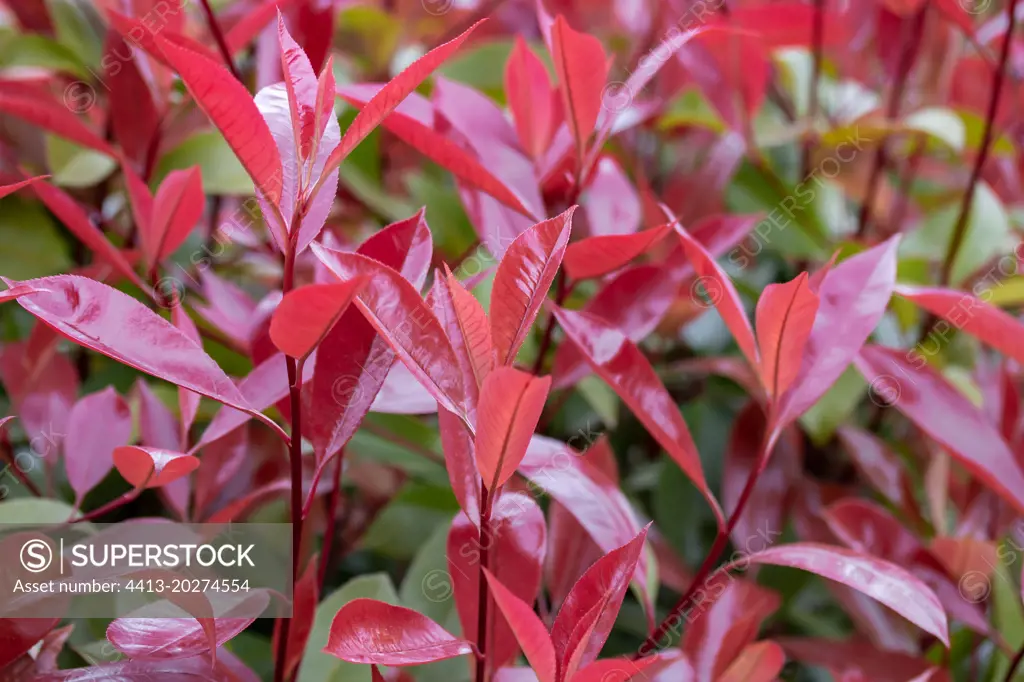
[298,573,400,682]
[46,135,117,188]
[799,367,867,445]
[0,197,73,279]
[904,107,965,152]
[155,131,254,195]
[47,0,103,68]
[0,498,81,525]
[439,40,516,98]
[0,31,90,78]
[360,482,460,559]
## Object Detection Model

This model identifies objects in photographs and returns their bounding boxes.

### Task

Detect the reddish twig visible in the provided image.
[198,0,241,81]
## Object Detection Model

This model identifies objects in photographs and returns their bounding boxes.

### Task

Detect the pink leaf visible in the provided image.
[551,15,608,160]
[0,283,51,305]
[717,641,786,682]
[854,345,1024,515]
[562,224,671,280]
[739,543,949,646]
[324,599,474,666]
[491,208,575,365]
[65,387,132,501]
[269,279,368,360]
[277,15,319,160]
[475,368,551,490]
[154,35,283,205]
[321,20,485,176]
[113,446,200,488]
[754,272,819,401]
[0,175,48,200]
[482,569,556,682]
[550,305,722,525]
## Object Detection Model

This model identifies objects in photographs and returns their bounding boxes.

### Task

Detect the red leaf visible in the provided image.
[0,90,114,155]
[148,168,205,265]
[551,15,608,160]
[836,426,910,507]
[154,35,283,205]
[7,276,285,441]
[431,267,494,412]
[506,35,560,159]
[269,279,368,360]
[550,524,650,678]
[277,15,319,160]
[311,245,468,422]
[30,179,149,293]
[113,446,200,488]
[0,175,48,200]
[439,406,481,521]
[776,237,899,427]
[323,599,474,665]
[550,305,722,525]
[562,224,671,280]
[855,345,1024,515]
[321,20,485,176]
[65,387,132,501]
[279,558,319,680]
[475,368,551,490]
[481,569,555,682]
[337,87,536,219]
[673,223,758,371]
[717,641,786,682]
[724,3,848,48]
[896,284,1024,366]
[224,0,303,53]
[754,272,819,401]
[0,283,50,305]
[738,542,949,646]
[105,32,161,165]
[571,657,663,682]
[777,638,938,682]
[32,656,246,681]
[491,208,575,365]
[0,618,64,671]
[449,493,546,669]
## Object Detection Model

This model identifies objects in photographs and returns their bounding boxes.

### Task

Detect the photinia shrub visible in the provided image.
[0,0,1023,681]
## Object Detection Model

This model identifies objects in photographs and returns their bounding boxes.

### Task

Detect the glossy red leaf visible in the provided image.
[754,272,819,401]
[551,15,608,160]
[30,179,148,293]
[580,156,641,238]
[777,638,938,682]
[724,3,848,47]
[550,305,721,525]
[738,543,949,646]
[562,224,671,280]
[506,36,560,159]
[673,223,758,370]
[0,175,47,200]
[777,236,899,427]
[836,426,909,507]
[481,569,555,682]
[311,244,468,422]
[855,345,1024,515]
[571,657,662,682]
[278,15,319,160]
[269,279,368,360]
[439,406,481,522]
[337,88,535,219]
[717,641,786,682]
[475,368,551,490]
[113,446,200,489]
[154,35,282,205]
[896,284,1024,366]
[7,276,286,441]
[321,20,485,176]
[323,599,474,665]
[551,524,650,676]
[105,31,160,166]
[148,167,205,265]
[433,267,494,407]
[31,655,246,681]
[0,90,115,155]
[680,573,781,682]
[279,557,319,680]
[65,387,132,501]
[224,0,303,52]
[491,207,575,365]
[449,493,546,669]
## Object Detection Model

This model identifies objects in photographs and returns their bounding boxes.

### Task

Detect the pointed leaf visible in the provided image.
[571,657,663,682]
[738,543,949,646]
[269,279,368,360]
[854,345,1024,515]
[673,223,758,370]
[431,267,494,413]
[475,368,551,490]
[65,387,132,501]
[149,167,205,264]
[0,90,114,155]
[550,305,721,524]
[439,406,481,521]
[278,15,319,160]
[491,207,574,365]
[754,272,819,400]
[322,20,485,176]
[717,642,786,682]
[323,599,473,665]
[154,36,283,205]
[482,569,556,682]
[0,284,51,305]
[0,175,48,200]
[551,15,608,160]
[506,36,560,159]
[562,225,671,280]
[113,446,200,489]
[551,524,650,676]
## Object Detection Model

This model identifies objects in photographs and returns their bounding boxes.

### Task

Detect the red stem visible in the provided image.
[1006,641,1024,682]
[800,0,825,178]
[197,0,241,82]
[74,488,142,523]
[636,423,776,656]
[318,448,345,588]
[475,483,493,682]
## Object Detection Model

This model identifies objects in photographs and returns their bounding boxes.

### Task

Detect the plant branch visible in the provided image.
[1006,641,1024,682]
[855,6,927,238]
[800,0,825,178]
[74,487,143,523]
[475,483,493,682]
[197,0,241,82]
[318,448,345,588]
